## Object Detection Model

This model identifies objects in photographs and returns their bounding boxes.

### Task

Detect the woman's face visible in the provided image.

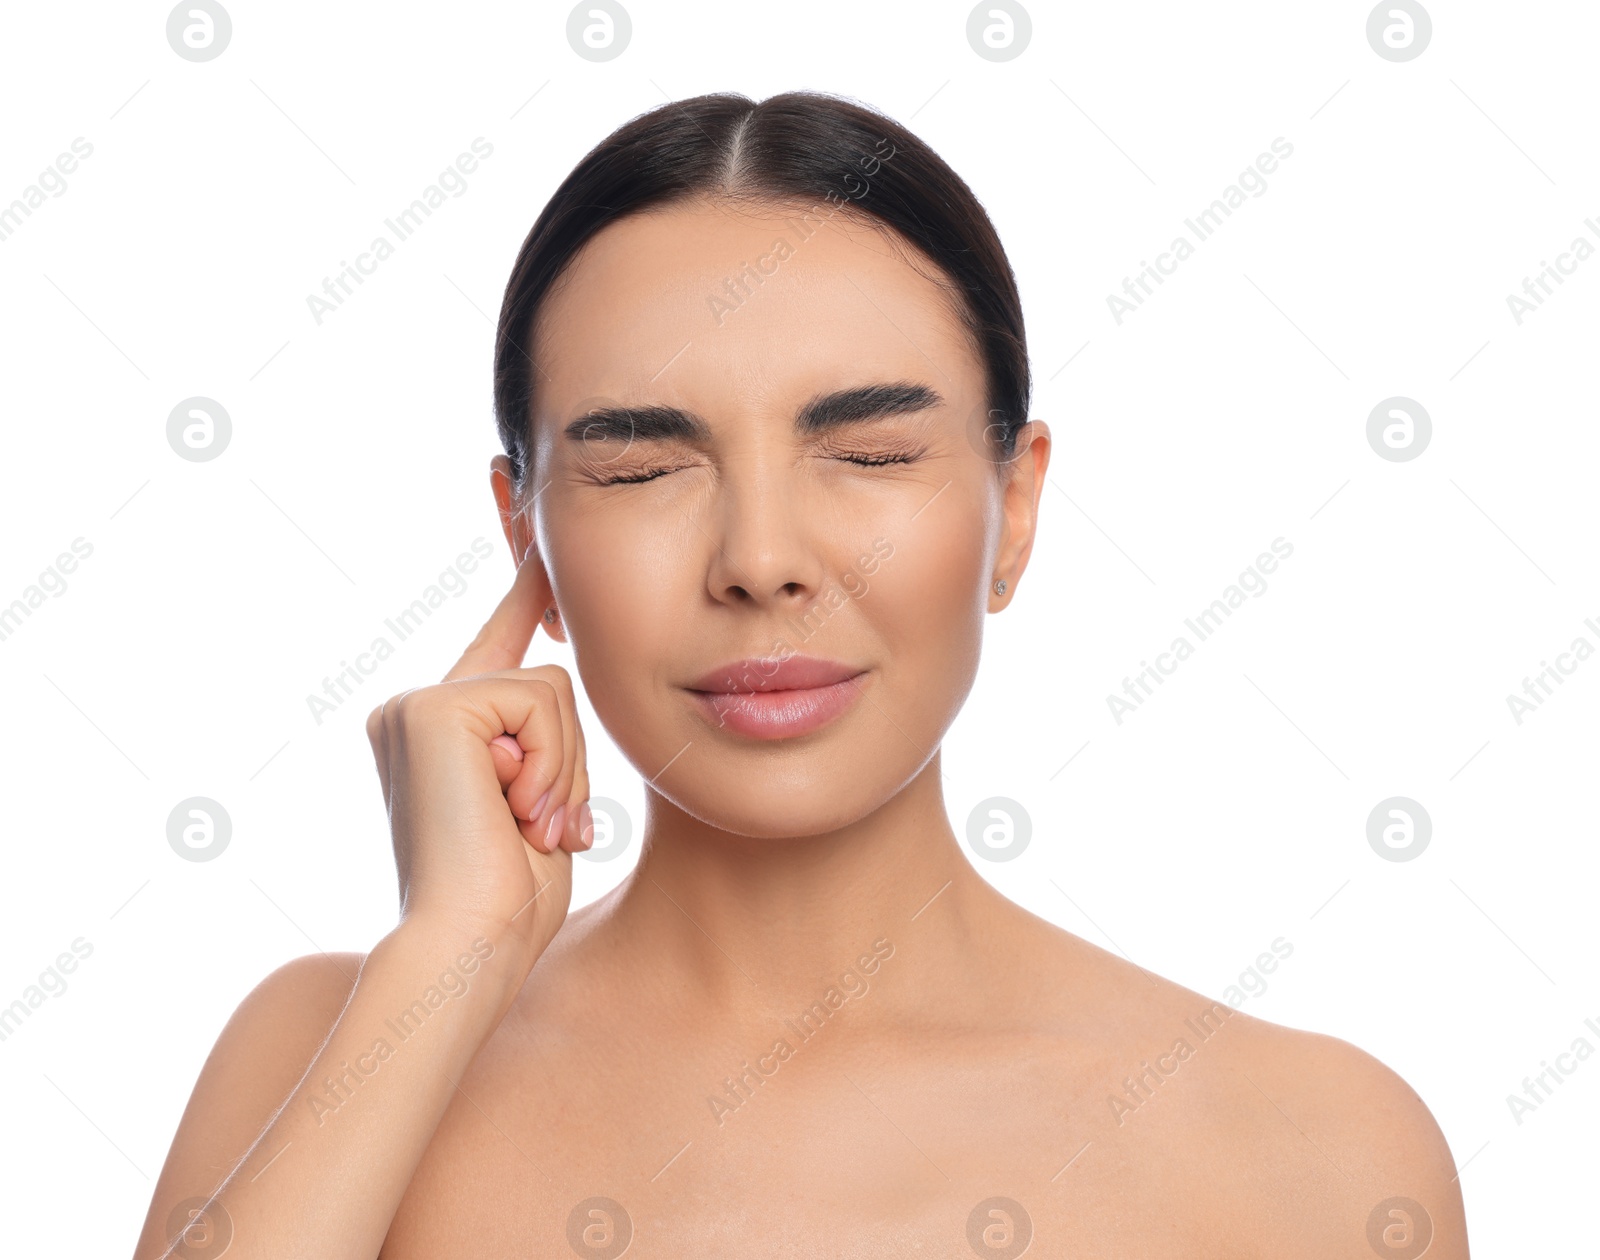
[496,199,1047,839]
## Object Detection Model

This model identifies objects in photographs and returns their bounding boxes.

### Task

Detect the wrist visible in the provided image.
[377,919,530,1026]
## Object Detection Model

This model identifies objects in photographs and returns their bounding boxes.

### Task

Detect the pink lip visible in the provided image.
[689,656,860,693]
[686,656,868,740]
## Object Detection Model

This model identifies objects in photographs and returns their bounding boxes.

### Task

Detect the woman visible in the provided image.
[135,91,1468,1258]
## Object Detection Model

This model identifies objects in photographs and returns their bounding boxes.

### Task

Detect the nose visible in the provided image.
[704,466,825,611]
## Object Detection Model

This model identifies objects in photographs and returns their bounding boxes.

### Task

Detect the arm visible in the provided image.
[134,556,592,1259]
[132,927,522,1260]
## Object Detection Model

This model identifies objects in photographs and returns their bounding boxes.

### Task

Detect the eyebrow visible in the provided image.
[562,381,944,444]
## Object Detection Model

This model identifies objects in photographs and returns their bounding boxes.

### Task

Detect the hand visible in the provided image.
[365,557,591,983]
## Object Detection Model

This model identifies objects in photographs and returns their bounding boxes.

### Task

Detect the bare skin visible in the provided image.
[134,201,1469,1258]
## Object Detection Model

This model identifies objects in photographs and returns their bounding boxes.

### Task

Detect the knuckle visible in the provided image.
[523,676,562,711]
[531,677,563,709]
[370,694,407,738]
[531,663,574,693]
[416,685,456,721]
[390,685,443,727]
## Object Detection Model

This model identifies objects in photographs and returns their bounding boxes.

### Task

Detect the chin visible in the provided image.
[649,769,901,841]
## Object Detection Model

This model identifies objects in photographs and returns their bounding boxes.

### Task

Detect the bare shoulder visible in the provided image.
[1235,1013,1454,1158]
[132,951,367,1258]
[1011,917,1469,1256]
[1223,1013,1470,1256]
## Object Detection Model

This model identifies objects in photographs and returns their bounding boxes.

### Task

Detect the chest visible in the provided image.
[379,1022,1274,1257]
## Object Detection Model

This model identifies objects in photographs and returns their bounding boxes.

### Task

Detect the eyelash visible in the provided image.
[594,451,920,484]
[837,452,918,468]
[595,467,676,485]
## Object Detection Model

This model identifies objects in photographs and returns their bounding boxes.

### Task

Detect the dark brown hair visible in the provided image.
[492,90,1030,486]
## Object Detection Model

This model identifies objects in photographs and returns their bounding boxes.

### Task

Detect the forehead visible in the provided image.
[531,199,981,420]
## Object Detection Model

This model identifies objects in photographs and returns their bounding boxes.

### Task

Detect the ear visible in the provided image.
[489,454,566,642]
[489,454,530,557]
[990,419,1051,610]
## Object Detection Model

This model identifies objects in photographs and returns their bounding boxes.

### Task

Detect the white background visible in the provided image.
[1,1,1595,1254]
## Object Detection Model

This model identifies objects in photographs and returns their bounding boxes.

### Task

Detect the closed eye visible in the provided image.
[834,451,920,468]
[592,450,923,482]
[593,466,680,485]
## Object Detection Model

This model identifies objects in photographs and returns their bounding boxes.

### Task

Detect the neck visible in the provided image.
[591,751,1015,1021]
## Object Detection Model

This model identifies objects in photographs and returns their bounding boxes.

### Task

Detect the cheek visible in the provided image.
[546,511,685,693]
[869,504,989,654]
[854,494,991,749]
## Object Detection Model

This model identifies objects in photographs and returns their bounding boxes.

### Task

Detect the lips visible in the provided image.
[686,656,868,739]
[689,656,860,693]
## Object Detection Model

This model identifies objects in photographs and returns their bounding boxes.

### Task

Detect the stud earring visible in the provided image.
[543,608,557,623]
[993,579,1007,596]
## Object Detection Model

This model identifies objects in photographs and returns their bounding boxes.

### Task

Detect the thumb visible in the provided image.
[488,733,524,793]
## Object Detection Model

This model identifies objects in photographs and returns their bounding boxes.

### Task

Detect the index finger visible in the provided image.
[444,554,547,683]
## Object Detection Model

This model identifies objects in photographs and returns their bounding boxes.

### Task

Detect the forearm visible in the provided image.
[157,923,518,1260]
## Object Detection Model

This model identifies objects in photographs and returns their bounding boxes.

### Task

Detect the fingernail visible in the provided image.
[491,734,524,761]
[529,789,550,823]
[578,801,594,847]
[543,804,567,853]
